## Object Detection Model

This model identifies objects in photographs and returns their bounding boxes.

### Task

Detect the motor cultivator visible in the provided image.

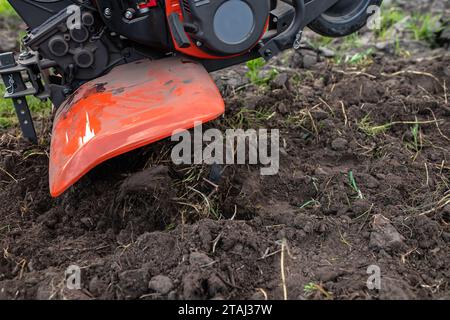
[0,0,382,196]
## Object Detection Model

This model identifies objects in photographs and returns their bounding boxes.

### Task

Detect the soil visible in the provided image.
[0,2,449,300]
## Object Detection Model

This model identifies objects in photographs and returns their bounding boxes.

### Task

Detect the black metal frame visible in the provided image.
[0,0,341,143]
[0,52,46,143]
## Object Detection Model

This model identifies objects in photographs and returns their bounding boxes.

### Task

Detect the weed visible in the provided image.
[303,282,333,299]
[346,48,374,65]
[377,8,442,46]
[303,283,318,295]
[405,121,423,157]
[376,7,407,39]
[165,223,176,231]
[411,122,421,151]
[358,114,390,137]
[348,170,364,200]
[346,33,362,47]
[308,36,334,50]
[408,13,442,44]
[290,73,302,86]
[246,58,278,86]
[299,199,320,209]
[300,199,320,209]
[224,107,275,129]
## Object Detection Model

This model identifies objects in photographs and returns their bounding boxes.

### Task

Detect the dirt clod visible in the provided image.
[370,215,405,252]
[118,269,149,299]
[119,166,171,198]
[148,275,174,295]
[331,137,348,151]
[189,252,214,267]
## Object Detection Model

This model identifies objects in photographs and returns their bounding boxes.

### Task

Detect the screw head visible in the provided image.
[124,9,135,20]
[19,50,32,60]
[104,7,112,18]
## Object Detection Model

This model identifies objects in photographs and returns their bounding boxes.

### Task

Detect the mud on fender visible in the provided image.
[49,57,225,197]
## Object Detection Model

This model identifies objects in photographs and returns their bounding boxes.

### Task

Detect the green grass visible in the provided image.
[376,7,408,39]
[377,8,442,46]
[223,107,276,129]
[303,282,332,299]
[303,283,318,296]
[346,48,374,65]
[0,0,17,16]
[358,114,390,136]
[408,13,442,44]
[405,121,423,155]
[307,36,334,50]
[310,5,443,64]
[348,170,364,200]
[0,0,51,128]
[299,199,320,209]
[0,84,52,129]
[311,32,370,65]
[246,58,278,86]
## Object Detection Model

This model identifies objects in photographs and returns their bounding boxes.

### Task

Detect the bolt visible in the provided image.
[124,9,135,20]
[19,50,32,60]
[196,41,203,47]
[104,7,112,18]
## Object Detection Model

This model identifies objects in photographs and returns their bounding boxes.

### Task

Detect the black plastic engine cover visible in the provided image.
[182,0,270,55]
[8,0,73,29]
[96,0,171,49]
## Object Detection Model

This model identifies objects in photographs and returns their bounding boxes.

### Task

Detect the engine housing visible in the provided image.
[181,0,271,56]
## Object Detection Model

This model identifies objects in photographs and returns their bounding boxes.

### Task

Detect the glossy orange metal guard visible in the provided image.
[49,57,225,197]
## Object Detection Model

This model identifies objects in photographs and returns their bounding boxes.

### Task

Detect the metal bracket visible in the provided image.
[259,0,340,60]
[0,51,51,143]
[259,0,306,61]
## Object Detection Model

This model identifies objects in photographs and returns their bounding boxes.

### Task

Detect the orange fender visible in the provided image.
[49,57,224,197]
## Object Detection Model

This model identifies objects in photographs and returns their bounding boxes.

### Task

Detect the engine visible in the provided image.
[7,0,277,88]
[23,7,112,81]
[179,0,271,56]
[94,0,272,57]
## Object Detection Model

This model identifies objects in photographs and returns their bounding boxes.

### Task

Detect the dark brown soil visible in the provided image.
[1,49,449,300]
[1,1,450,300]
